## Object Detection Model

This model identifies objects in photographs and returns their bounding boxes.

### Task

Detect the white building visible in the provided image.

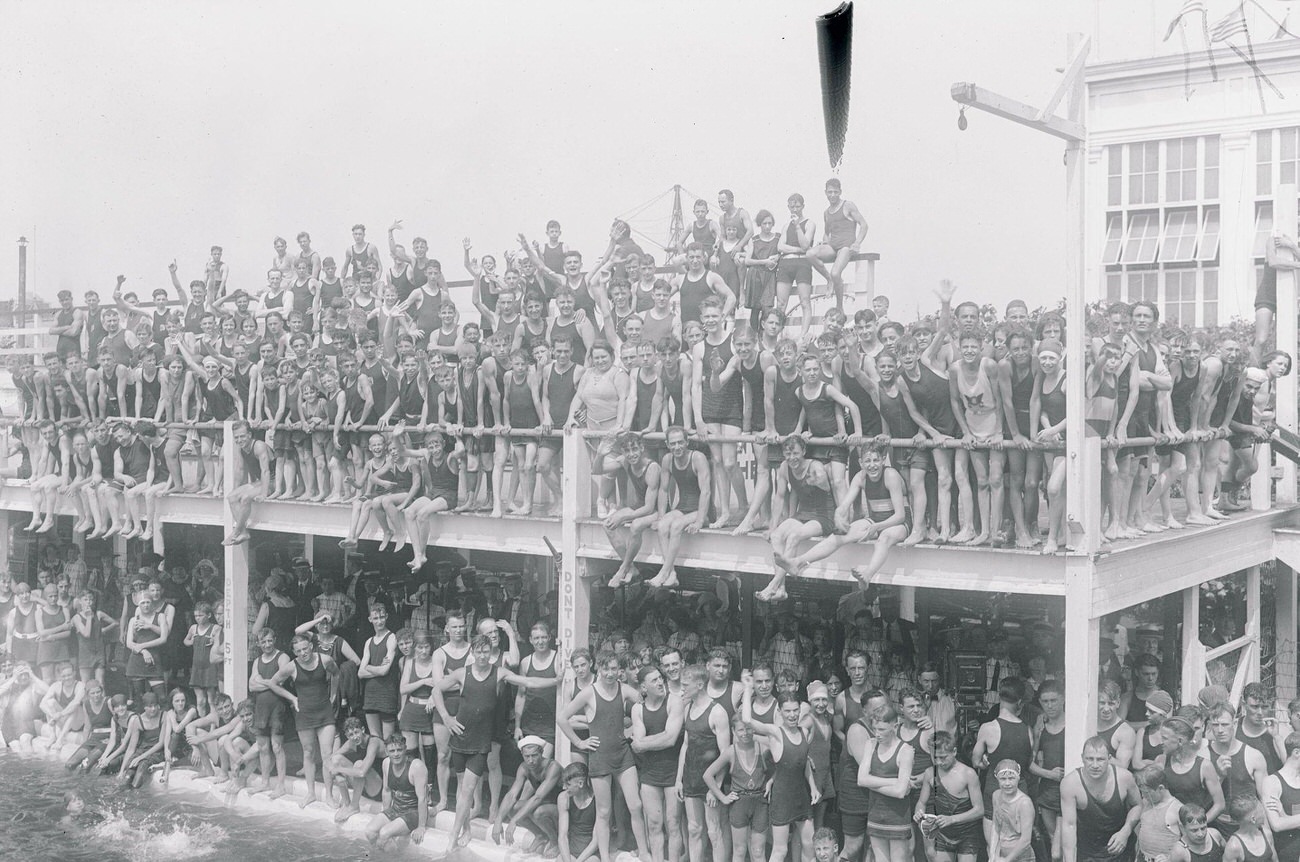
[1086,0,1300,325]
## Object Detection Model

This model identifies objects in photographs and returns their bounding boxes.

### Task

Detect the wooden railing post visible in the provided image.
[221,420,249,701]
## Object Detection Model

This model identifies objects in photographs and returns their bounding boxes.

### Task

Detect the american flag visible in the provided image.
[1210,4,1249,42]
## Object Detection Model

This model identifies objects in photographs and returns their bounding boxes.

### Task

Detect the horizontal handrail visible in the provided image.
[0,414,1225,452]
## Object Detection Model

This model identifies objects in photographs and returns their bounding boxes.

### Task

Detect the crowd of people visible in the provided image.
[4,544,1300,862]
[4,189,1295,599]
[1,191,1299,859]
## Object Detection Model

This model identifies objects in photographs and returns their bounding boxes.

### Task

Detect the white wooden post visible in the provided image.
[555,427,590,766]
[1063,556,1100,768]
[1246,565,1262,690]
[852,254,874,310]
[221,420,249,701]
[1181,585,1202,700]
[1275,566,1298,704]
[1275,184,1298,505]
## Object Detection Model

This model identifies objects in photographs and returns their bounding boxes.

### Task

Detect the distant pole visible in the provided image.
[17,236,27,328]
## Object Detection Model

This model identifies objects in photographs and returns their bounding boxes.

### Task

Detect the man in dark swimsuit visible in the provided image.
[364,733,430,849]
[1060,736,1141,862]
[225,421,270,545]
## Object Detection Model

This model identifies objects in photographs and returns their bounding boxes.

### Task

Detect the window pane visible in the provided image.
[1145,142,1159,171]
[1127,271,1157,303]
[1258,130,1273,196]
[1204,136,1219,199]
[1160,210,1199,261]
[1282,128,1297,161]
[1122,212,1160,263]
[1107,273,1121,303]
[1197,207,1221,262]
[1108,146,1122,207]
[1255,204,1274,258]
[1283,160,1297,186]
[1203,268,1218,328]
[1102,214,1123,265]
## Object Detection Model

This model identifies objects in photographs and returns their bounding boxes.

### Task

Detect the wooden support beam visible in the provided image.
[1276,565,1298,704]
[556,429,589,767]
[1276,183,1298,505]
[1037,36,1091,124]
[1064,556,1100,769]
[221,420,249,702]
[1181,585,1201,701]
[950,82,1086,143]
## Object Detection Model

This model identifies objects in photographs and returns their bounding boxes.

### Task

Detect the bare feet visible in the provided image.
[901,530,925,547]
[658,569,680,588]
[731,519,755,536]
[298,793,317,809]
[949,528,976,544]
[1042,540,1060,554]
[1015,531,1035,549]
[1185,513,1216,526]
[268,784,287,800]
[709,512,732,530]
[35,520,54,534]
[1165,517,1185,530]
[334,804,360,824]
[965,532,989,547]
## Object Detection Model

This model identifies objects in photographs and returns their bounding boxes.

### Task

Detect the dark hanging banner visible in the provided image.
[816,1,853,169]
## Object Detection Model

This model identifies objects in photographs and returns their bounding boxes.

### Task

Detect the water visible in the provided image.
[0,753,373,862]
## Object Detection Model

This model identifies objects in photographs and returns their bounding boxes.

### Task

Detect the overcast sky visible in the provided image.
[1,1,1084,319]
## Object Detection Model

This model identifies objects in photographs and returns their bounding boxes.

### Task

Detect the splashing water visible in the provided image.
[93,809,226,862]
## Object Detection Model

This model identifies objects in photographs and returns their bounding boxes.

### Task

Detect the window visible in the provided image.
[1107,273,1122,302]
[1258,128,1273,196]
[1102,213,1124,265]
[1160,209,1199,262]
[1197,207,1221,262]
[1282,127,1299,187]
[1127,271,1157,304]
[1166,138,1197,202]
[1204,135,1219,200]
[1108,146,1122,207]
[1255,203,1274,259]
[1121,211,1160,264]
[1203,269,1218,328]
[1128,142,1159,205]
[1165,270,1197,326]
